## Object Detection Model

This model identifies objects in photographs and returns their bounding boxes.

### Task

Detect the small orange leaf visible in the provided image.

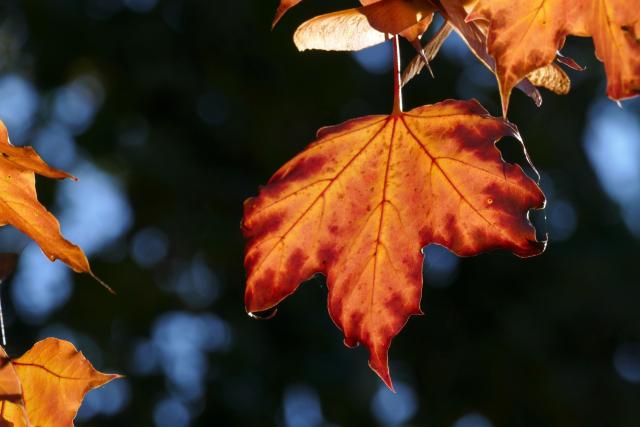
[467,0,640,112]
[0,121,91,274]
[0,338,120,427]
[243,99,545,387]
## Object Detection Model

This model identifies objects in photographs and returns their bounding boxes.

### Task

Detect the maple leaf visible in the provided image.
[0,338,119,427]
[403,19,571,96]
[467,0,640,113]
[0,121,97,278]
[242,99,545,388]
[434,0,549,111]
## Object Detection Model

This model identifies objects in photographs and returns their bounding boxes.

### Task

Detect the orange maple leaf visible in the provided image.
[424,0,548,111]
[0,338,119,427]
[467,0,640,113]
[0,121,98,278]
[242,99,545,388]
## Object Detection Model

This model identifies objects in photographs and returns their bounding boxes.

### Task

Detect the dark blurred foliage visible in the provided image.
[0,0,639,426]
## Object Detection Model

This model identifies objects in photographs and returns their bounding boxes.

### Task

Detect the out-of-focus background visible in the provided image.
[0,0,639,426]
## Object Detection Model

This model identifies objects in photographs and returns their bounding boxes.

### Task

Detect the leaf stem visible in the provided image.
[392,35,403,115]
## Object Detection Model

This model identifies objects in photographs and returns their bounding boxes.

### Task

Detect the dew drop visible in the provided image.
[248,307,278,320]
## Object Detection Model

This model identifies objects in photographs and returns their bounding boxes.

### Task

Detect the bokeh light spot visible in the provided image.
[78,378,131,421]
[0,73,38,142]
[130,227,170,268]
[371,382,418,426]
[11,244,73,324]
[52,75,104,134]
[153,397,191,427]
[33,123,77,170]
[613,342,640,383]
[283,384,324,427]
[423,244,459,287]
[584,100,640,235]
[171,256,220,309]
[352,42,392,75]
[57,160,133,256]
[452,413,494,427]
[124,0,158,13]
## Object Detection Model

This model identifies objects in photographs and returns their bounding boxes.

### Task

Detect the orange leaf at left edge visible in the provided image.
[0,121,91,274]
[0,347,27,427]
[243,99,545,388]
[0,338,120,427]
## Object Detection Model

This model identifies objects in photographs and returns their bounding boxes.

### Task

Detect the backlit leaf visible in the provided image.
[404,1,585,107]
[243,99,545,387]
[467,0,640,113]
[435,0,543,111]
[0,121,91,274]
[0,338,120,427]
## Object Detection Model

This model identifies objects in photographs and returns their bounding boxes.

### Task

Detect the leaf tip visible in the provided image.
[105,372,125,382]
[89,271,116,295]
[368,343,394,391]
[247,307,278,320]
[272,1,296,30]
[556,53,585,71]
[370,358,394,392]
